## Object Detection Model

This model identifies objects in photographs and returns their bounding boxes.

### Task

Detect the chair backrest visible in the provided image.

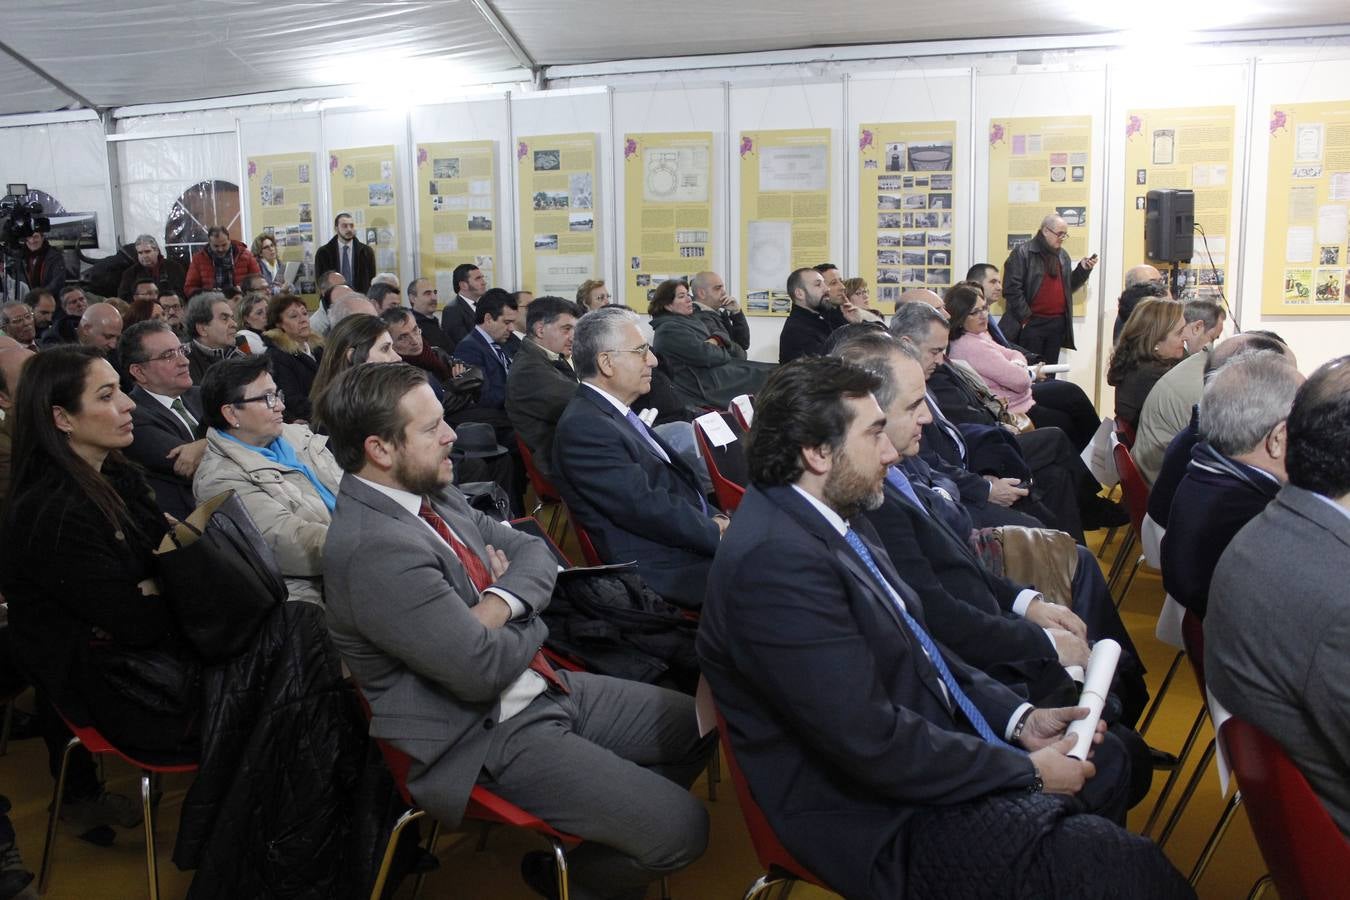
[509,515,572,567]
[728,394,754,432]
[352,688,417,807]
[565,502,605,566]
[1115,416,1137,449]
[516,436,562,502]
[1180,609,1206,694]
[698,679,828,889]
[693,412,748,513]
[1220,717,1350,899]
[1112,440,1150,534]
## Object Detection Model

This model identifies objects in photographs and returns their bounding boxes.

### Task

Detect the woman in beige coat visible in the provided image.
[193,354,342,606]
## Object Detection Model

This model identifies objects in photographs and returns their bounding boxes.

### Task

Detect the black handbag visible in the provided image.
[156,490,286,664]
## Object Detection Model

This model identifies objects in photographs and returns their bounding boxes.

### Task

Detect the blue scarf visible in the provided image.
[218,430,336,511]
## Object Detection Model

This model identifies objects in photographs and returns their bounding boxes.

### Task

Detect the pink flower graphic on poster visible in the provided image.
[1126,115,1142,139]
[1271,110,1288,134]
[740,135,754,157]
[417,147,428,166]
[859,129,874,152]
[624,138,638,159]
[329,153,338,173]
[989,123,1005,146]
[247,161,257,178]
[517,141,529,161]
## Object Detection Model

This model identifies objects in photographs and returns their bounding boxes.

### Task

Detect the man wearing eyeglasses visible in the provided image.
[120,320,207,519]
[1,302,39,352]
[552,307,728,609]
[1000,214,1098,368]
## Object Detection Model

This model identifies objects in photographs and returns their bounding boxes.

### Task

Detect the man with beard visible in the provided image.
[183,226,261,298]
[319,363,711,900]
[697,355,1192,900]
[778,267,834,363]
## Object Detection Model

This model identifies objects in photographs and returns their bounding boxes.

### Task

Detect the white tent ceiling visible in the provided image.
[2,0,1349,116]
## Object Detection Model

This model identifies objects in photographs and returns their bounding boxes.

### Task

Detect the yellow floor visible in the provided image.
[0,527,1276,899]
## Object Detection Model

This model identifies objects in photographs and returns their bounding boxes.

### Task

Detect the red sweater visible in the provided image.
[1029,267,1065,318]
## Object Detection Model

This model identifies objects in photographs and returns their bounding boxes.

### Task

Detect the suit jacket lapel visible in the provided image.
[133,386,194,441]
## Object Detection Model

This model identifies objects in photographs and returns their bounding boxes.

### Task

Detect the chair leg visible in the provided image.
[141,771,160,900]
[0,700,13,757]
[38,736,82,893]
[368,808,427,900]
[1157,739,1216,848]
[552,837,570,900]
[1114,556,1144,609]
[475,820,492,851]
[1105,529,1137,594]
[1246,874,1272,900]
[659,874,671,900]
[1097,525,1118,559]
[410,820,441,900]
[1138,650,1185,739]
[1188,793,1242,887]
[1143,705,1209,837]
[706,746,720,802]
[742,873,795,900]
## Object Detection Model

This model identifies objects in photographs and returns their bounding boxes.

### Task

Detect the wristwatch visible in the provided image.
[1029,765,1044,794]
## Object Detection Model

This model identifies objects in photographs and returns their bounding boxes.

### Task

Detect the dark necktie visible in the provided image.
[340,243,353,284]
[491,341,512,372]
[419,500,567,693]
[170,397,198,438]
[842,529,1009,747]
[925,392,968,463]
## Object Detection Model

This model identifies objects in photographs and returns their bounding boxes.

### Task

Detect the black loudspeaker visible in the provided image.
[1145,189,1194,262]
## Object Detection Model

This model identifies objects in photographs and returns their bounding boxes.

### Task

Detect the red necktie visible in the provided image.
[419,500,567,693]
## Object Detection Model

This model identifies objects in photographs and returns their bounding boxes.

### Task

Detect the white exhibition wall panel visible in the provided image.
[116,128,240,261]
[0,118,116,255]
[729,78,846,362]
[1242,56,1350,372]
[509,88,613,295]
[846,67,974,294]
[1101,60,1252,404]
[319,108,415,282]
[611,79,728,308]
[972,65,1108,399]
[411,96,514,291]
[237,107,324,239]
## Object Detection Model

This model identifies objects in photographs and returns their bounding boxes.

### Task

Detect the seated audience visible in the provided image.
[158,289,187,341]
[944,281,1099,450]
[1,302,39,352]
[689,270,750,350]
[409,277,455,353]
[649,279,772,408]
[697,356,1191,899]
[123,294,164,327]
[367,281,402,312]
[184,291,241,383]
[1112,264,1167,342]
[778,267,834,363]
[250,232,292,295]
[575,278,610,313]
[307,270,347,337]
[327,291,378,329]
[452,288,519,416]
[7,228,65,297]
[195,355,342,607]
[965,262,1038,360]
[318,363,711,897]
[1206,356,1350,838]
[1161,351,1302,619]
[76,303,123,358]
[263,294,323,423]
[26,288,57,340]
[1131,299,1227,482]
[117,235,186,301]
[504,296,581,479]
[438,262,484,347]
[553,307,726,608]
[234,291,270,354]
[308,314,403,420]
[0,338,35,505]
[120,321,207,520]
[183,226,261,298]
[1107,297,1186,431]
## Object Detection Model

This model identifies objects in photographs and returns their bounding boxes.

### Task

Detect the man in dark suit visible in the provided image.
[1207,356,1350,838]
[407,277,455,354]
[777,267,833,363]
[505,296,580,479]
[119,320,206,520]
[440,261,485,349]
[1163,350,1301,619]
[318,363,711,898]
[553,307,727,609]
[697,356,1189,899]
[452,289,519,416]
[313,213,375,293]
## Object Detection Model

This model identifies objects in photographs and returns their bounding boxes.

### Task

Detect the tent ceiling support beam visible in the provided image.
[468,0,538,76]
[0,39,97,110]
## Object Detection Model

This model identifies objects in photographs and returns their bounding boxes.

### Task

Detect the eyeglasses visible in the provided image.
[392,326,423,344]
[1043,227,1070,240]
[233,389,285,410]
[5,313,34,325]
[603,343,651,357]
[142,345,191,363]
[968,306,989,317]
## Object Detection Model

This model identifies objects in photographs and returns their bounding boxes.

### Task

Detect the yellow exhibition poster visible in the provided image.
[417,140,497,297]
[328,144,401,278]
[1122,107,1235,301]
[1262,100,1350,315]
[859,121,958,315]
[517,132,598,297]
[246,151,319,300]
[623,132,714,307]
[738,128,831,315]
[987,116,1092,316]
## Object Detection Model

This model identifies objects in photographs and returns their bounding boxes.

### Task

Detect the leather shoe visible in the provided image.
[1082,496,1130,530]
[1149,746,1181,770]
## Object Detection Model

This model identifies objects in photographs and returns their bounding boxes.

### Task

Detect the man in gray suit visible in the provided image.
[318,363,710,899]
[1206,355,1350,838]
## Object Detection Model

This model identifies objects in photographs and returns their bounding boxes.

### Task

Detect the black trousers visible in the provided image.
[1029,379,1100,451]
[1018,315,1069,369]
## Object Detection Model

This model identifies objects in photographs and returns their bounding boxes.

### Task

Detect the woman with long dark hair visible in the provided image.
[308,313,401,428]
[0,346,198,761]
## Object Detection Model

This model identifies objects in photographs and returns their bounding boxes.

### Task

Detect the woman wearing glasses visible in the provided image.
[194,355,342,606]
[998,213,1098,366]
[944,281,1101,451]
[262,293,323,423]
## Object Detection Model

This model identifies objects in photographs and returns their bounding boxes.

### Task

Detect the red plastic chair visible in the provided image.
[1221,716,1350,900]
[1115,416,1137,449]
[1106,439,1151,605]
[694,677,831,899]
[39,714,198,899]
[693,413,748,514]
[566,505,606,567]
[516,436,570,545]
[728,395,754,433]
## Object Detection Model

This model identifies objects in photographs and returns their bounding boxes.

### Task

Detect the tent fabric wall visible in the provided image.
[0,118,116,252]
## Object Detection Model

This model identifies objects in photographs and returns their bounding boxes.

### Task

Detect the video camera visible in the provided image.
[0,184,51,250]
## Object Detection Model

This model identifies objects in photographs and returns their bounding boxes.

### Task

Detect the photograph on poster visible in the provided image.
[534,150,561,171]
[1071,166,1085,182]
[533,191,568,210]
[927,249,950,266]
[929,174,953,190]
[908,143,953,171]
[927,268,951,284]
[535,234,559,250]
[878,250,902,265]
[901,232,926,247]
[877,269,901,283]
[1057,206,1086,226]
[570,213,594,232]
[1049,166,1067,183]
[370,183,394,206]
[929,193,952,209]
[468,215,492,231]
[902,194,927,209]
[902,251,926,266]
[759,144,828,192]
[298,164,310,184]
[878,176,903,190]
[1321,246,1341,265]
[928,231,952,247]
[878,194,903,209]
[885,143,907,171]
[434,158,459,178]
[570,173,593,210]
[879,213,903,229]
[877,233,903,246]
